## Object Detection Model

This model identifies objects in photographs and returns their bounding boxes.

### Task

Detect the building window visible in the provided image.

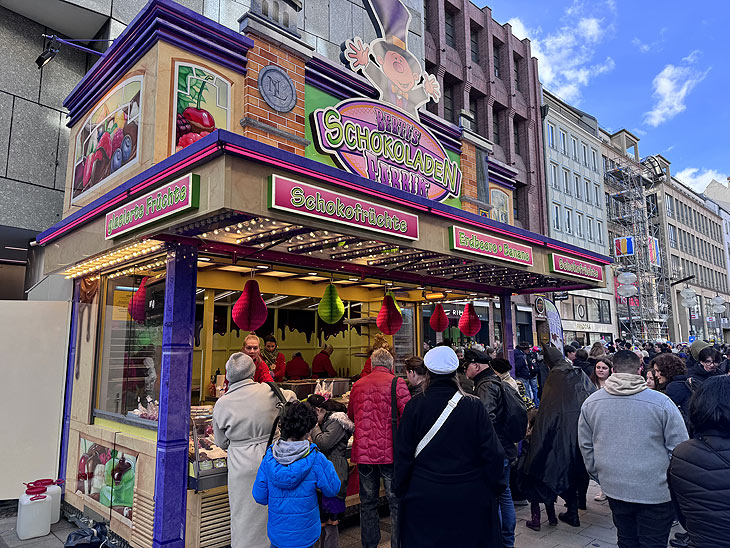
[571,137,578,160]
[582,143,588,166]
[492,107,500,145]
[513,120,520,155]
[513,52,521,91]
[546,123,555,148]
[575,174,582,199]
[563,169,570,194]
[443,85,454,122]
[671,255,680,278]
[584,180,591,203]
[597,221,603,243]
[577,212,584,237]
[594,184,600,206]
[470,28,479,63]
[550,163,559,189]
[591,149,598,171]
[513,192,519,220]
[565,208,573,234]
[493,39,502,78]
[469,97,479,134]
[668,224,677,248]
[587,217,594,240]
[553,203,561,230]
[560,130,567,154]
[445,11,456,47]
[665,195,673,217]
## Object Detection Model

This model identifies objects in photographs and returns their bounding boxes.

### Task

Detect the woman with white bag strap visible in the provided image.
[393,346,507,548]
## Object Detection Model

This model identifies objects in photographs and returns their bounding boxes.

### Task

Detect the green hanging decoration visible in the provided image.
[318,283,345,324]
[386,291,402,314]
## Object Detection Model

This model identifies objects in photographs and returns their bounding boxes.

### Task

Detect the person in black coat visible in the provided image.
[668,375,730,548]
[666,347,723,420]
[572,348,593,378]
[517,347,595,527]
[394,346,505,548]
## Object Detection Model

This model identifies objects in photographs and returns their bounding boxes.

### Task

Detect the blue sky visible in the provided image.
[473,0,729,193]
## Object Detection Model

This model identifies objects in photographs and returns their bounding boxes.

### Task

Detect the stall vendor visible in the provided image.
[261,335,286,382]
[241,334,274,383]
[312,344,337,378]
[285,352,311,380]
[213,353,297,548]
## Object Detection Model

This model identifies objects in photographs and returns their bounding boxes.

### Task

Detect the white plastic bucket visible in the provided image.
[17,486,52,540]
[31,479,63,524]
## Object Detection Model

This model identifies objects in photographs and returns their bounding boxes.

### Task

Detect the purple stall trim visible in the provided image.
[500,291,515,369]
[37,130,612,268]
[153,243,198,548]
[58,279,80,486]
[64,0,253,127]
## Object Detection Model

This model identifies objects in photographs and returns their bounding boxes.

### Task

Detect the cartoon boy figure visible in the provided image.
[346,0,440,119]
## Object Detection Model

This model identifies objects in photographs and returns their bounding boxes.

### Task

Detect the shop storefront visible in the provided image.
[39,2,611,547]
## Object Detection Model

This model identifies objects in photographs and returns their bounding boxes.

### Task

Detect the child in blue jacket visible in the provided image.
[253,401,341,548]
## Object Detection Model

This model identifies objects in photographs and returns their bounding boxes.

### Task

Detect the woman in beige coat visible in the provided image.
[212,353,296,548]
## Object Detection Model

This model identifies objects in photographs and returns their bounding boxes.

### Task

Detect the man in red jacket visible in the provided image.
[347,348,410,548]
[241,333,274,383]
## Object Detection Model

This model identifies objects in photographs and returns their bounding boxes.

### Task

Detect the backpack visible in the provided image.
[487,377,528,443]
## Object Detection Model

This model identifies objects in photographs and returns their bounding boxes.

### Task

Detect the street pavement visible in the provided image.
[0,482,683,548]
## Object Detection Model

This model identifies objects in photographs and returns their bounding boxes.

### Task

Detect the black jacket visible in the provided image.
[473,369,518,460]
[667,364,722,413]
[573,358,594,379]
[668,431,730,548]
[514,348,530,379]
[394,376,505,548]
[517,360,595,502]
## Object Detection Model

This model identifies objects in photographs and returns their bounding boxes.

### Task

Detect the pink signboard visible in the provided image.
[449,226,533,266]
[549,253,604,282]
[313,99,461,203]
[105,173,199,239]
[268,175,419,240]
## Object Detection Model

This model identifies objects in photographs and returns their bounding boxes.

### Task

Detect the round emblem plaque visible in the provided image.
[258,65,297,113]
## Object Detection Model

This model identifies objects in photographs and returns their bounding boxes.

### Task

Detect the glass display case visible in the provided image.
[188,407,228,490]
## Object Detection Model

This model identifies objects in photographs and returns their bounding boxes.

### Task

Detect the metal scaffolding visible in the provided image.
[604,153,670,341]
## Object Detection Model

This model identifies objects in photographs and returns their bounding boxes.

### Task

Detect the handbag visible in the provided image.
[415,392,463,457]
[266,382,289,447]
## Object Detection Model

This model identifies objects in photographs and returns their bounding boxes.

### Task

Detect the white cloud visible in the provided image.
[508,8,615,104]
[674,168,728,193]
[643,53,710,127]
[632,38,651,53]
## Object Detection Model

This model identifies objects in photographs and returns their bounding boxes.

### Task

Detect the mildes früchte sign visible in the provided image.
[312,0,462,203]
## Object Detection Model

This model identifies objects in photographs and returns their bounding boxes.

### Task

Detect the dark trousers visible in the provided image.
[607,498,674,548]
[358,463,400,548]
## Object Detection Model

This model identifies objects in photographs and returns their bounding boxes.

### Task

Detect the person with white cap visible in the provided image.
[393,346,505,547]
[212,353,296,548]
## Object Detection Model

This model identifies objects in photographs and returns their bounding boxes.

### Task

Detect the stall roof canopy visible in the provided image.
[41,130,611,294]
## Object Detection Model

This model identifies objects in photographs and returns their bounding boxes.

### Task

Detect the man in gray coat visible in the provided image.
[578,350,688,548]
[212,353,296,548]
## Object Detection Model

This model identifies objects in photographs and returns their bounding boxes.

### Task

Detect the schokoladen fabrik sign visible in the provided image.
[312,0,462,203]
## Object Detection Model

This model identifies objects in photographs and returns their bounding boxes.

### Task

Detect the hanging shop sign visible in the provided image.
[549,253,604,282]
[311,0,461,203]
[449,226,533,267]
[105,173,200,239]
[268,174,419,240]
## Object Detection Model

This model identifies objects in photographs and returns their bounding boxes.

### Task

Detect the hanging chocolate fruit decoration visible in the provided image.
[459,303,481,337]
[386,291,402,314]
[128,277,148,324]
[318,283,345,324]
[429,303,449,333]
[376,294,402,335]
[232,279,268,331]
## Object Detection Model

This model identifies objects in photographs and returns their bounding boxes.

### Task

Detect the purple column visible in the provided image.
[59,280,80,485]
[500,291,515,369]
[153,243,198,548]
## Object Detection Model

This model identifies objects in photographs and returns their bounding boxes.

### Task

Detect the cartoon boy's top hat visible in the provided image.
[366,0,421,73]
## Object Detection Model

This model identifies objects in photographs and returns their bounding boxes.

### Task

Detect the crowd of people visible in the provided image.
[211,335,730,548]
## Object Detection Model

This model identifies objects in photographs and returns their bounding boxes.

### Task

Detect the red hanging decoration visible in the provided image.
[232,279,268,331]
[429,303,449,332]
[376,295,402,335]
[128,277,148,324]
[459,303,481,337]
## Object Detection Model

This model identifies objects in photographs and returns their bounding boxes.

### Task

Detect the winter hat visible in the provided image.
[463,348,491,365]
[690,339,711,361]
[544,347,566,369]
[424,346,459,374]
[226,352,256,383]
